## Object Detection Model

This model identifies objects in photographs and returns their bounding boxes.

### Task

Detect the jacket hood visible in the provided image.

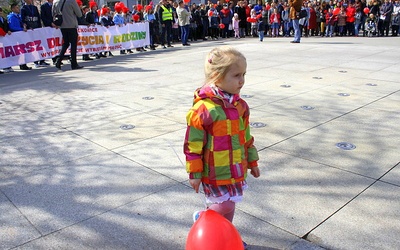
[193,85,218,104]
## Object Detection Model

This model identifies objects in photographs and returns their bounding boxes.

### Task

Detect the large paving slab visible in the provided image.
[1,36,399,250]
[305,181,400,250]
[0,151,177,236]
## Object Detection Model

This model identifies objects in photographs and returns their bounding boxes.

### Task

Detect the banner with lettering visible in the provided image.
[0,22,149,68]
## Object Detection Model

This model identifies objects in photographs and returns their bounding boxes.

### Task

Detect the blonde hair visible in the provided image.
[204,46,246,85]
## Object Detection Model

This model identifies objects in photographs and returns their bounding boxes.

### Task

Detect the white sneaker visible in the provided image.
[3,67,13,73]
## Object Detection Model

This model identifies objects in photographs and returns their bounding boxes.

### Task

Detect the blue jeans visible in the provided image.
[258,31,264,41]
[326,24,333,37]
[180,25,189,45]
[292,19,301,42]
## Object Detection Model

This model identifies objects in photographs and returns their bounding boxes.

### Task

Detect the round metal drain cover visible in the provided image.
[142,96,154,100]
[280,85,291,88]
[366,83,377,86]
[250,122,266,128]
[241,94,253,98]
[336,142,356,150]
[301,105,315,110]
[313,77,323,79]
[338,93,350,96]
[120,124,135,130]
[338,70,347,73]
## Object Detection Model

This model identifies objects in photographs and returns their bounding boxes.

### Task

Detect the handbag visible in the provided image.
[296,9,307,19]
[53,0,66,26]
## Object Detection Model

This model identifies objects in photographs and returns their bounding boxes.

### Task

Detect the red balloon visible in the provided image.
[219,23,225,29]
[184,0,190,3]
[256,14,262,19]
[363,7,370,14]
[208,11,214,17]
[186,210,243,250]
[133,14,140,21]
[333,8,340,15]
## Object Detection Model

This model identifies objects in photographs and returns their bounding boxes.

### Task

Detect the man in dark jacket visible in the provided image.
[21,0,49,67]
[41,0,54,27]
[41,0,60,64]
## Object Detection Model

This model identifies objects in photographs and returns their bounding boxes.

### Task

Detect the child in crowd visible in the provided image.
[184,46,261,249]
[208,5,219,39]
[113,5,128,54]
[232,13,240,38]
[100,7,114,56]
[257,16,266,41]
[250,8,258,37]
[325,8,335,37]
[270,7,281,37]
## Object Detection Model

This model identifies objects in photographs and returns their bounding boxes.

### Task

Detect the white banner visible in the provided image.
[0,23,150,68]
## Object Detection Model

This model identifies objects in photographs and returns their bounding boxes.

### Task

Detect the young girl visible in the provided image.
[250,8,258,37]
[269,7,280,37]
[208,5,219,39]
[232,13,240,38]
[184,46,261,248]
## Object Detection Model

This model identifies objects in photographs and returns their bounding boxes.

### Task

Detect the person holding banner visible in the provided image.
[52,0,84,70]
[0,7,12,73]
[78,5,93,61]
[21,0,50,67]
[41,0,60,65]
[86,1,105,59]
[7,3,32,71]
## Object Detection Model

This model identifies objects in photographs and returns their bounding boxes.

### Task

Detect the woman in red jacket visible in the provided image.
[346,3,356,36]
[308,3,317,36]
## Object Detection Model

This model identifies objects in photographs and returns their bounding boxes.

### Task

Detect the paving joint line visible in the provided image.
[302,161,400,240]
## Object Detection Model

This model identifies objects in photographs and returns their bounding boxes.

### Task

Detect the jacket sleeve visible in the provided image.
[8,15,24,32]
[243,104,259,168]
[158,7,164,24]
[41,5,53,27]
[183,105,208,179]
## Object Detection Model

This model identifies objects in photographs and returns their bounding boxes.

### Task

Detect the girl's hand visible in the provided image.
[189,179,201,193]
[250,166,260,178]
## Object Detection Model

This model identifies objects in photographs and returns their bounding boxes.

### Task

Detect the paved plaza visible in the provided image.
[1,36,399,250]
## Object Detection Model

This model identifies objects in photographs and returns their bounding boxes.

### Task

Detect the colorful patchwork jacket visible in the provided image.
[184,85,259,186]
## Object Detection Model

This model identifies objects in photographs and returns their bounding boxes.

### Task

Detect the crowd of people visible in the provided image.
[1,0,399,73]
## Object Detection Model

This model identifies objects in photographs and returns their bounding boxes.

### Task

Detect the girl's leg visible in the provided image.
[209,201,236,222]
